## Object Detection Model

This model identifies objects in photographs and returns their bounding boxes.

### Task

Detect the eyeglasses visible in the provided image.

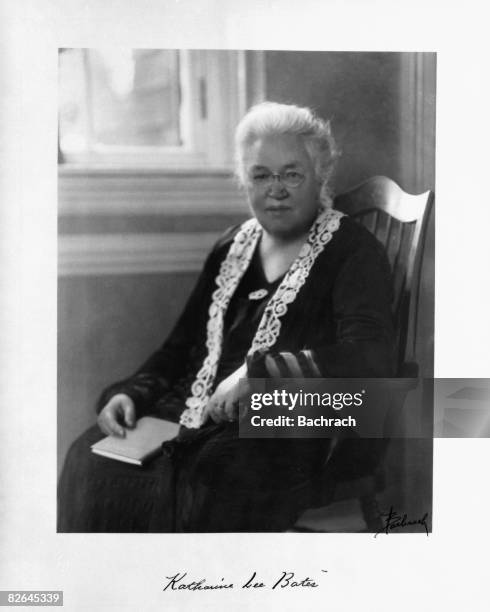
[248,169,306,189]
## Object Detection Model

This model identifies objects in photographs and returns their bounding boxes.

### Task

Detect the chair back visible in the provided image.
[334,176,434,373]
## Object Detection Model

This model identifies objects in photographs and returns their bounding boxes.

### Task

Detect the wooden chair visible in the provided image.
[294,176,434,532]
[335,175,434,376]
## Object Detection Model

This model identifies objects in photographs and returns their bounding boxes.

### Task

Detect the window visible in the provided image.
[59,48,248,170]
[58,48,265,226]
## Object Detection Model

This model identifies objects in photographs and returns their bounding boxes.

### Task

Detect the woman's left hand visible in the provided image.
[205,363,249,424]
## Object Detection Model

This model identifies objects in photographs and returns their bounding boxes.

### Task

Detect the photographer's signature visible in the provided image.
[374,506,429,537]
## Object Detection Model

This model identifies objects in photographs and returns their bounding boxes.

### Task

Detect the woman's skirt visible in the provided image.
[58,421,330,533]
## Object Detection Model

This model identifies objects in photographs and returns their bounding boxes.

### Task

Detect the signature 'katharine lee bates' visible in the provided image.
[163,570,328,592]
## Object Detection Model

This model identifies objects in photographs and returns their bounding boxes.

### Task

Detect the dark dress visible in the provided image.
[57,215,395,532]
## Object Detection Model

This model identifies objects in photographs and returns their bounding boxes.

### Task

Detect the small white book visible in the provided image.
[91,416,180,466]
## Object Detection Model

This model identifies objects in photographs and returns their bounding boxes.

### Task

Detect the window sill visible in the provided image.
[59,163,235,178]
[58,165,247,216]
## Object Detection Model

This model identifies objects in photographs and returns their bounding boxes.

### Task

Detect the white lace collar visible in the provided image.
[179,207,344,428]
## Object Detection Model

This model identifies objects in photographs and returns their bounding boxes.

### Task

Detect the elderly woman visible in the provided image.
[58,102,395,532]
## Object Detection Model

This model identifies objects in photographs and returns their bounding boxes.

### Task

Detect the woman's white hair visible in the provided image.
[235,101,339,207]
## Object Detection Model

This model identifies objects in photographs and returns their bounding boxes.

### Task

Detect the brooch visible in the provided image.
[248,288,268,301]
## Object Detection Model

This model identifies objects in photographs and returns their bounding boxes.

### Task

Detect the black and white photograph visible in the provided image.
[57,49,435,534]
[1,1,489,610]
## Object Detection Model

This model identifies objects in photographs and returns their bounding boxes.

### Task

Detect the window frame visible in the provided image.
[59,49,249,171]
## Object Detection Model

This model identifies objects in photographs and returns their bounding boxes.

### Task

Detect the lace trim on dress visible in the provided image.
[179,208,344,428]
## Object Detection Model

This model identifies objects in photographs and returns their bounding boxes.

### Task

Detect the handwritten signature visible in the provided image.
[374,506,429,537]
[163,570,328,592]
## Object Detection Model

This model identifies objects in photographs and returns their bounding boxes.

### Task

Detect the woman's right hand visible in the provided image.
[97,393,136,437]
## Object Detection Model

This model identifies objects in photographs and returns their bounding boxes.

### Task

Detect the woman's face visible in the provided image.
[242,133,321,240]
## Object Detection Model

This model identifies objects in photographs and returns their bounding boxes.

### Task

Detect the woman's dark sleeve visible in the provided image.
[95,232,231,415]
[248,236,396,379]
